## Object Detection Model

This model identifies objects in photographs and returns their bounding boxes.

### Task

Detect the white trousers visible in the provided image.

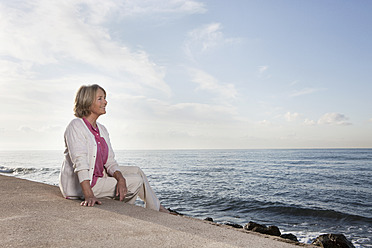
[91,166,160,211]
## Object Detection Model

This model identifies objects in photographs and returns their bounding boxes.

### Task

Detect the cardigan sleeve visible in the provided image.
[64,119,91,183]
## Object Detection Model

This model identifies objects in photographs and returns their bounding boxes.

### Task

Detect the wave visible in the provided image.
[0,166,54,174]
[200,196,372,224]
[259,205,372,223]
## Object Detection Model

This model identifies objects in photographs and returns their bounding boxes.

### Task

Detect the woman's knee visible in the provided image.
[119,165,142,175]
[125,174,143,192]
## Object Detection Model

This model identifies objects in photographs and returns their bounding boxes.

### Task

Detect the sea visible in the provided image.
[1,149,371,247]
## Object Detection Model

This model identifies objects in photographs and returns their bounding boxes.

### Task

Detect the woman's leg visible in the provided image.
[91,166,167,212]
[118,166,161,211]
[91,171,143,203]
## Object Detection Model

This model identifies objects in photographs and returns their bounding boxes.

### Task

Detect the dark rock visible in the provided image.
[204,217,214,222]
[244,221,267,231]
[244,221,281,236]
[167,208,183,215]
[280,233,298,242]
[224,222,243,229]
[312,234,355,248]
[266,225,281,236]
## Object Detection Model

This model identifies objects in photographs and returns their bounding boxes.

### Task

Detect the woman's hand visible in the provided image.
[81,196,102,207]
[113,170,128,201]
[80,180,101,207]
[116,179,128,201]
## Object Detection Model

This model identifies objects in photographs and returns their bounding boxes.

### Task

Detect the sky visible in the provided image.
[1,0,372,150]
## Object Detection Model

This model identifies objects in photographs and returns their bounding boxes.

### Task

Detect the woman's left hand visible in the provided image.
[116,178,128,201]
[113,170,128,201]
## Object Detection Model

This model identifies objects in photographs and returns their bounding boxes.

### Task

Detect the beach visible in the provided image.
[0,175,316,247]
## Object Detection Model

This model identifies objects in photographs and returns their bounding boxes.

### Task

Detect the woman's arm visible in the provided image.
[65,120,91,182]
[80,180,102,207]
[113,170,128,201]
[65,120,97,206]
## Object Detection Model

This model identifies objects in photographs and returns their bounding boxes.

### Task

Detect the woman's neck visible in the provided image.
[84,115,98,128]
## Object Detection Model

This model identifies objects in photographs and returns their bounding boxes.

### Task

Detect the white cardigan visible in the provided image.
[59,118,120,199]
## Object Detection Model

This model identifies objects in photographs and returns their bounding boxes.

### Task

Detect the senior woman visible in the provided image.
[59,84,169,213]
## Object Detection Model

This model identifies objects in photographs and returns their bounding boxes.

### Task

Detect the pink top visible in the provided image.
[83,118,109,187]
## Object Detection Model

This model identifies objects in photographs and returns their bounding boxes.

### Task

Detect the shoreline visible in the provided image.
[0,175,316,247]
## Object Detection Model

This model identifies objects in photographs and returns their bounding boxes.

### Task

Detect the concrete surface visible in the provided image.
[0,175,316,247]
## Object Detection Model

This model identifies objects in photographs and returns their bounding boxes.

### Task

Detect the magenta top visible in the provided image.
[83,118,109,187]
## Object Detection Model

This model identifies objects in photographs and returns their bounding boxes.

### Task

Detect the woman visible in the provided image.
[59,84,169,213]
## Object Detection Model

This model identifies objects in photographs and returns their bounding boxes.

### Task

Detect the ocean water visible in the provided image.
[1,149,371,247]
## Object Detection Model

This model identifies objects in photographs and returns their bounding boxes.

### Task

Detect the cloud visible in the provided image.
[318,113,352,126]
[290,87,326,97]
[257,65,271,79]
[117,0,207,16]
[0,0,171,95]
[258,66,268,74]
[108,91,239,125]
[189,68,237,101]
[18,125,62,134]
[184,22,241,58]
[284,112,300,122]
[19,126,36,133]
[258,120,272,126]
[303,119,316,126]
[189,23,224,51]
[167,102,238,122]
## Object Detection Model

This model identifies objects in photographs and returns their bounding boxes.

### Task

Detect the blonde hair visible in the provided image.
[74,84,106,118]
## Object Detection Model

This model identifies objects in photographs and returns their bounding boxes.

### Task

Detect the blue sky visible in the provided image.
[1,0,371,150]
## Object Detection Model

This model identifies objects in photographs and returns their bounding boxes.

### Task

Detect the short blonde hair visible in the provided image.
[74,84,106,118]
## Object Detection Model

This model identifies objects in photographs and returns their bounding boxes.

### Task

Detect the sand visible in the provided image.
[0,175,317,247]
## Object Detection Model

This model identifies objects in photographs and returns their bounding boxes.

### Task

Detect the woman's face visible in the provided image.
[90,88,107,117]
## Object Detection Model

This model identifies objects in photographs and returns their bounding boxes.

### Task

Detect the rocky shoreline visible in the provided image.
[203,217,356,248]
[167,207,356,247]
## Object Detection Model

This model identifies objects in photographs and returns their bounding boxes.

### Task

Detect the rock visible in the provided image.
[312,234,355,248]
[224,222,243,229]
[167,208,183,215]
[244,221,281,236]
[204,217,214,222]
[266,225,281,236]
[244,221,266,231]
[280,233,298,242]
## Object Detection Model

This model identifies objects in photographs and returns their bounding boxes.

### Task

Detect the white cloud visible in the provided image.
[117,0,207,16]
[318,113,352,126]
[110,93,238,123]
[190,23,224,51]
[106,89,240,127]
[290,87,326,97]
[0,0,171,95]
[0,60,34,81]
[184,22,241,58]
[258,120,272,126]
[258,65,268,74]
[284,112,300,122]
[167,102,238,122]
[18,125,62,134]
[257,65,271,79]
[303,119,316,126]
[189,68,237,101]
[279,132,297,141]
